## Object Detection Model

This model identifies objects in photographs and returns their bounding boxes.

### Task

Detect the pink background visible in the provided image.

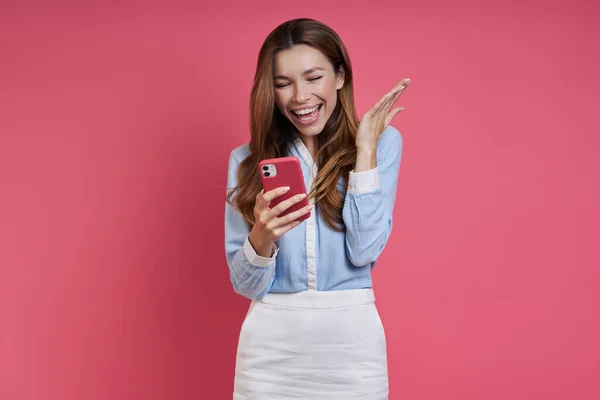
[1,1,599,399]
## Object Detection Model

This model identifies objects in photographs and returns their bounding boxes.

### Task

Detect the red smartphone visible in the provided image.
[258,156,311,221]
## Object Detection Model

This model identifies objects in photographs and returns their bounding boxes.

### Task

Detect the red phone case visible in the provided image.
[258,156,311,221]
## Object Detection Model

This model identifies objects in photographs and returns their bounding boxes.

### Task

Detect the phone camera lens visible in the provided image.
[262,166,269,171]
[264,172,270,177]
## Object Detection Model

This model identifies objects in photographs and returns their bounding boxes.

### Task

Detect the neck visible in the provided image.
[299,135,318,160]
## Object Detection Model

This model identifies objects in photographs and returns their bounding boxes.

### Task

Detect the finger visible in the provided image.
[268,193,307,218]
[254,189,266,210]
[379,90,401,114]
[384,106,404,127]
[372,79,410,116]
[261,186,291,204]
[386,79,411,103]
[390,78,410,94]
[370,94,400,126]
[255,188,273,213]
[367,87,397,118]
[272,204,313,228]
[370,91,395,116]
[363,78,410,124]
[390,79,411,103]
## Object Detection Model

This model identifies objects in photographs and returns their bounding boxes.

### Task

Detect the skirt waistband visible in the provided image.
[254,288,375,309]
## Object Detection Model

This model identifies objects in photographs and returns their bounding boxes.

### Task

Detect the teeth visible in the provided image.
[293,106,319,115]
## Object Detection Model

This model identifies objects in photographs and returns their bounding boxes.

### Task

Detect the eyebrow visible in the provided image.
[273,67,325,80]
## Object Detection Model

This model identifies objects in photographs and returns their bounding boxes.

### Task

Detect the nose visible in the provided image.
[293,83,311,103]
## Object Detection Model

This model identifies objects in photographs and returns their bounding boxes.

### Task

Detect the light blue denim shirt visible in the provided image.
[224,126,402,300]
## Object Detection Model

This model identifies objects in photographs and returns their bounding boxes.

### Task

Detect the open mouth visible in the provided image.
[291,104,323,125]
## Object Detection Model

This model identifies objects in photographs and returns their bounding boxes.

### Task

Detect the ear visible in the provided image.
[336,66,345,90]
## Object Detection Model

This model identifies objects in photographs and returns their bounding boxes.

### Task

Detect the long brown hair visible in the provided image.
[227,18,359,232]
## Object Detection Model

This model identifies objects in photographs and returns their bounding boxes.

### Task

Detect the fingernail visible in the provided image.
[299,193,307,198]
[283,186,290,191]
[405,79,411,85]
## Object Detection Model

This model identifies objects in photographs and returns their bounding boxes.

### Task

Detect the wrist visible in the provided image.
[248,230,273,258]
[355,141,377,155]
[354,145,378,171]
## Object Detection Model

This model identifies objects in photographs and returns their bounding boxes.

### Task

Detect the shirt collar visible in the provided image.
[291,132,315,169]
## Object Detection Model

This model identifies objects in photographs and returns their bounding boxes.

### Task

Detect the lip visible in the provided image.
[290,104,322,126]
[290,104,322,112]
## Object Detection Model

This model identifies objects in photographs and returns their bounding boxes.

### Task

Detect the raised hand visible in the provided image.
[355,78,411,153]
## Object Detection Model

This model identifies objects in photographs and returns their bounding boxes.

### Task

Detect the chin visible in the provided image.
[295,124,325,137]
[289,114,329,138]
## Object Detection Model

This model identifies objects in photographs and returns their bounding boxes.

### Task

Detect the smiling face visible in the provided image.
[273,44,345,138]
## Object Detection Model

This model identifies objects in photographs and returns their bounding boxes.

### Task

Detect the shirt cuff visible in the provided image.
[348,167,380,194]
[243,236,278,268]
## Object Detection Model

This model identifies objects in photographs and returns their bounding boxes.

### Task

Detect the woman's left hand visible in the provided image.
[355,78,411,152]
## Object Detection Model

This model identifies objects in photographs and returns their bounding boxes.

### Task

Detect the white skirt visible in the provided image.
[233,288,389,399]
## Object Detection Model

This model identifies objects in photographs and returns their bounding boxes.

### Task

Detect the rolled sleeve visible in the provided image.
[243,237,279,267]
[348,167,380,195]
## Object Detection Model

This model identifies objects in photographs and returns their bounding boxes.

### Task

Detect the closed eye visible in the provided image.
[274,76,322,88]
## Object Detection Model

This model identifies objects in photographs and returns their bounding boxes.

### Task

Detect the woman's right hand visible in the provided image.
[248,186,313,257]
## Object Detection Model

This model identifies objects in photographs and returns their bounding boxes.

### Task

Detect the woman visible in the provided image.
[225,17,410,399]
